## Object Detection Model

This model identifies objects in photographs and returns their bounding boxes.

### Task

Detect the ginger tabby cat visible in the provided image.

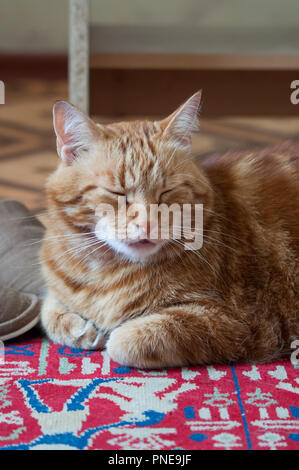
[41,92,299,368]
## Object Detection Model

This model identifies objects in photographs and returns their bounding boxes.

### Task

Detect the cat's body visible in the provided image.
[41,93,299,368]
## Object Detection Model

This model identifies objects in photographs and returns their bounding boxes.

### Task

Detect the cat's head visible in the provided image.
[47,91,212,262]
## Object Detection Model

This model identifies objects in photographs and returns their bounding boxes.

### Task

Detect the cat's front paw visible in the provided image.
[56,314,105,349]
[106,320,166,369]
[67,316,105,350]
[106,327,135,367]
[42,301,105,350]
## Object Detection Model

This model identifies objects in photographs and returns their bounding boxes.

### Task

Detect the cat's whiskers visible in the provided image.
[64,240,113,272]
[7,208,68,221]
[10,206,93,222]
[204,207,238,226]
[32,236,100,267]
[169,238,228,288]
[25,231,97,247]
[201,235,241,254]
[203,229,244,243]
[80,242,111,266]
[179,228,241,254]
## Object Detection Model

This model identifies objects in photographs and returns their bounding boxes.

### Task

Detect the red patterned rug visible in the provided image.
[0,329,298,450]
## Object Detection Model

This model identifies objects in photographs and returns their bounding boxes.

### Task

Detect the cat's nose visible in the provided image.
[136,221,151,237]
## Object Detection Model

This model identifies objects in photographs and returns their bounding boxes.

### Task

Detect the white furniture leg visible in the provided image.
[69,0,89,114]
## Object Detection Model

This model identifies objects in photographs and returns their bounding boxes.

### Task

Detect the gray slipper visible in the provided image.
[0,199,45,341]
[0,199,45,298]
[0,284,40,341]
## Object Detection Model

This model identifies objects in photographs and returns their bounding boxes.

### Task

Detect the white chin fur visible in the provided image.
[106,239,162,262]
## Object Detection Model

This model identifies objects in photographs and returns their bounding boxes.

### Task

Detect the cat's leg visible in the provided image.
[106,303,251,368]
[41,290,105,349]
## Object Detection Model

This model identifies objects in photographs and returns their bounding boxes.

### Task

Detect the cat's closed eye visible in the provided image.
[159,189,173,201]
[103,187,126,197]
[110,190,126,197]
[103,187,128,204]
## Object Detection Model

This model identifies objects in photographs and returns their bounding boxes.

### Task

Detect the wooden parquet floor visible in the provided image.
[1,78,299,214]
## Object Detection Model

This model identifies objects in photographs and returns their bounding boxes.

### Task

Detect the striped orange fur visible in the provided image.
[41,92,299,368]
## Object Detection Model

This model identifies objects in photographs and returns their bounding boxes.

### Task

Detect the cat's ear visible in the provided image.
[53,101,99,165]
[160,90,202,152]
